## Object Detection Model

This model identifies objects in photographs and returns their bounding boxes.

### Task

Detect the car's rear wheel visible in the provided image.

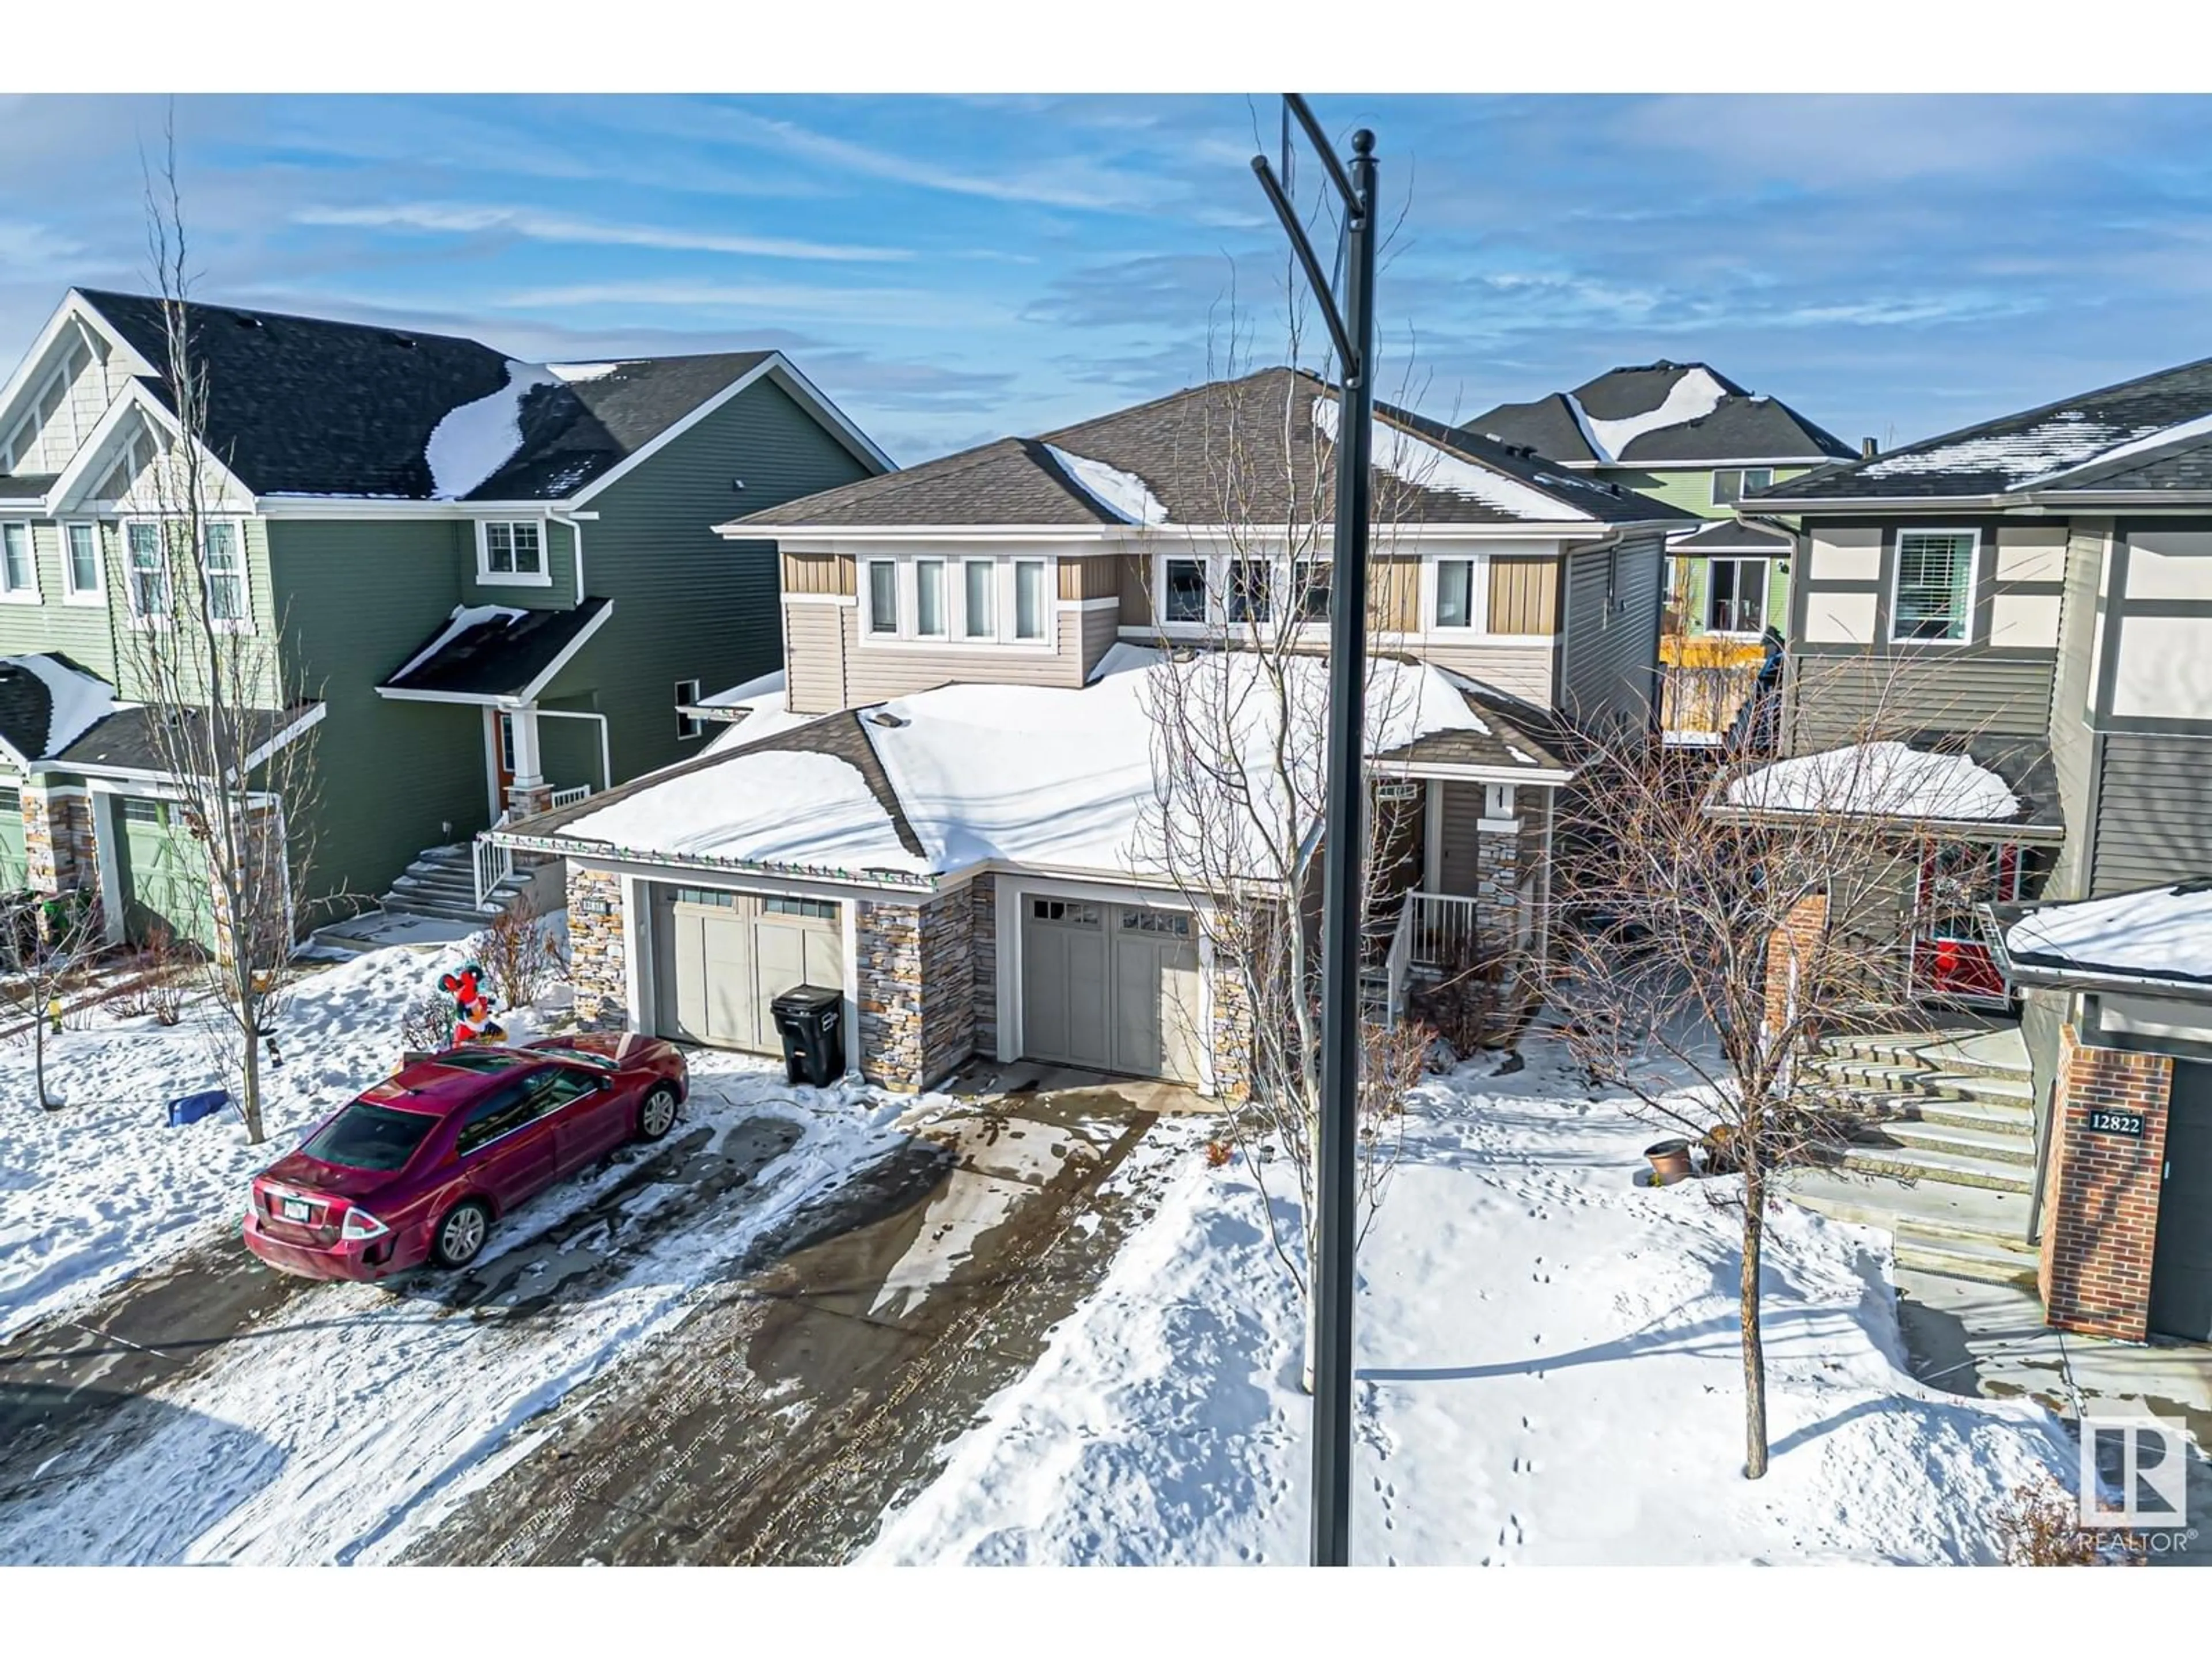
[431,1199,493,1270]
[637,1083,679,1142]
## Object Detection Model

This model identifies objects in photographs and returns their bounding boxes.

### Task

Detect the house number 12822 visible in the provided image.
[2088,1108,2145,1138]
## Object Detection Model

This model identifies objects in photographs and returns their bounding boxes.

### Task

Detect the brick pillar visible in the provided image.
[567,865,628,1030]
[1762,890,1828,1037]
[2037,1024,2173,1340]
[505,782,555,819]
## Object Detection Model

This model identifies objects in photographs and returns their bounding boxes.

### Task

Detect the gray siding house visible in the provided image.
[1748,354,2212,1343]
[0,289,888,944]
[504,369,1693,1096]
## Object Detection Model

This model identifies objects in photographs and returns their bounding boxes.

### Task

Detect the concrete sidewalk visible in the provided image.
[1895,1269,2211,1564]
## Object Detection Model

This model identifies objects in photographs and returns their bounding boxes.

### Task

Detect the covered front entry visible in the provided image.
[649,884,843,1054]
[1020,895,1202,1084]
[2150,1060,2212,1342]
[115,796,216,950]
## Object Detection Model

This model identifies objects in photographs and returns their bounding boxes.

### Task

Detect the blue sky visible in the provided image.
[4,93,2211,464]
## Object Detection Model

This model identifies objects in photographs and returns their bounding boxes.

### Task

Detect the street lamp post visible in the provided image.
[1251,95,1378,1570]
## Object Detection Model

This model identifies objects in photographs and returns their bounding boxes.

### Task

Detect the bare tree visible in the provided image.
[1131,342,1473,1388]
[4,890,105,1111]
[1551,683,2017,1478]
[122,124,332,1143]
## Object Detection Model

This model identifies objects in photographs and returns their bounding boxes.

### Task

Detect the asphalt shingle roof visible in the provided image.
[1670,518,1795,554]
[1752,353,2212,502]
[737,369,1688,533]
[381,597,612,699]
[1464,361,1854,468]
[53,700,320,777]
[73,290,782,502]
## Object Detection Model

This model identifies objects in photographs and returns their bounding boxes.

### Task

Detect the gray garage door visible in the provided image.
[651,887,843,1055]
[1020,896,1202,1083]
[2150,1060,2212,1342]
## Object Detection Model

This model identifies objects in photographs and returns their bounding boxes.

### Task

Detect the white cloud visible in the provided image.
[294,202,908,263]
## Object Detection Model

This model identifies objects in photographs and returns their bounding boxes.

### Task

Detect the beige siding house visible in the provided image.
[511,369,1692,1100]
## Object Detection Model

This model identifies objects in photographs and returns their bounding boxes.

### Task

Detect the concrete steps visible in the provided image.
[1784,1021,2044,1285]
[379,844,528,925]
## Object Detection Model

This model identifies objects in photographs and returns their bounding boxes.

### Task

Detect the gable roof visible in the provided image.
[0,653,114,767]
[1463,361,1855,468]
[379,597,613,702]
[21,291,866,505]
[1669,517,1795,555]
[1753,353,2212,503]
[732,368,1690,535]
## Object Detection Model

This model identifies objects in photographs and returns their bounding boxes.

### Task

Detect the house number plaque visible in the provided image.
[2087,1107,2145,1139]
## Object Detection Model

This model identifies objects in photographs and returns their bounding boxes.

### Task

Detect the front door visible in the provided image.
[2150,1061,2212,1342]
[487,709,517,818]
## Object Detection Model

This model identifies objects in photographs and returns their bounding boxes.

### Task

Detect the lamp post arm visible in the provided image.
[1250,154,1358,377]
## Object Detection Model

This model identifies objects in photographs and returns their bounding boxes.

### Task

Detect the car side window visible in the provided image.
[456,1081,540,1156]
[532,1067,603,1112]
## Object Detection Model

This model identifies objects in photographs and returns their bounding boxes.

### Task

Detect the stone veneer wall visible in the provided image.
[567,863,629,1030]
[971,875,998,1059]
[2037,1024,2174,1341]
[1208,942,1253,1104]
[22,787,94,895]
[855,886,975,1092]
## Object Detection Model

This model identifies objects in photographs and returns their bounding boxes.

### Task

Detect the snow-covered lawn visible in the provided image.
[863,1044,2077,1566]
[0,942,500,1340]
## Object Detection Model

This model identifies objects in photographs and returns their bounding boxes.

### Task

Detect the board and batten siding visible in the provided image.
[1557,531,1662,732]
[2043,521,2109,900]
[1785,518,2063,753]
[581,375,875,783]
[1488,554,1559,635]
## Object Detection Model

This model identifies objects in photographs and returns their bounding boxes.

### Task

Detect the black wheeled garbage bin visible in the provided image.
[770,984,844,1088]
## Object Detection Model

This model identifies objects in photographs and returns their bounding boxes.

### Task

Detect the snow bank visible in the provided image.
[390,604,527,684]
[698,668,787,709]
[426,361,560,498]
[1570,366,1730,464]
[10,652,115,755]
[862,1046,2075,1566]
[563,747,923,873]
[1726,741,2020,821]
[1314,397,1588,521]
[0,940,490,1340]
[1044,444,1169,526]
[2005,881,2212,984]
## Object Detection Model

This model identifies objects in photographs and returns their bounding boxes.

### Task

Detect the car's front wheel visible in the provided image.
[637,1083,679,1142]
[431,1199,493,1270]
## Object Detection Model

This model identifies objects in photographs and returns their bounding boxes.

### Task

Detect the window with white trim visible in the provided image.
[0,523,34,600]
[1435,558,1474,628]
[124,521,169,619]
[1706,558,1766,635]
[1162,558,1206,623]
[1294,559,1331,621]
[63,522,101,600]
[477,520,546,584]
[1711,468,1772,506]
[203,520,247,625]
[866,560,897,634]
[1228,558,1271,624]
[914,559,946,637]
[1891,531,1976,643]
[1013,560,1046,641]
[675,678,703,740]
[963,559,995,638]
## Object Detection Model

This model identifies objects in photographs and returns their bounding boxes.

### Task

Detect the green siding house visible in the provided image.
[0,289,889,942]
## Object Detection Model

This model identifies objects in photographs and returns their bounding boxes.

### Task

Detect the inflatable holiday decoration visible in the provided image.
[437,960,506,1047]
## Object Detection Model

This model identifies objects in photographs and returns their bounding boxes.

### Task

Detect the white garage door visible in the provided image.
[1021,896,1202,1083]
[651,887,843,1054]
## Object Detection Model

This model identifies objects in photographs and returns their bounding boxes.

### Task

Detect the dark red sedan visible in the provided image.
[243,1033,688,1281]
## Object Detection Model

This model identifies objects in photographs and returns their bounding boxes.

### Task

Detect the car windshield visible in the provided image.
[301,1100,441,1172]
[432,1051,528,1075]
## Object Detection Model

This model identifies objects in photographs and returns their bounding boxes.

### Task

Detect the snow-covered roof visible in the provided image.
[696,669,787,710]
[0,653,115,767]
[522,646,1552,885]
[1464,362,1855,469]
[1724,742,2021,823]
[2002,882,2212,990]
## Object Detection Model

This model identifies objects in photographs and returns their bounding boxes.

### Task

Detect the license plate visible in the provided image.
[280,1196,313,1222]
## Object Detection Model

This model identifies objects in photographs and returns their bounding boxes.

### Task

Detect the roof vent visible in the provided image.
[386,332,418,350]
[230,312,264,329]
[732,478,746,492]
[866,710,908,729]
[1861,437,1879,460]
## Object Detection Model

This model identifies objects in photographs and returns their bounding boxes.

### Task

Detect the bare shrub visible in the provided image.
[1991,1482,2143,1566]
[480,892,566,1013]
[399,995,453,1057]
[143,926,191,1027]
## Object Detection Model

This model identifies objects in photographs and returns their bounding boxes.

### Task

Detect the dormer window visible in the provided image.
[478,520,548,586]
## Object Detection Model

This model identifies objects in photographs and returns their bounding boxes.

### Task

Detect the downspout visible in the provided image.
[548,510,594,599]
